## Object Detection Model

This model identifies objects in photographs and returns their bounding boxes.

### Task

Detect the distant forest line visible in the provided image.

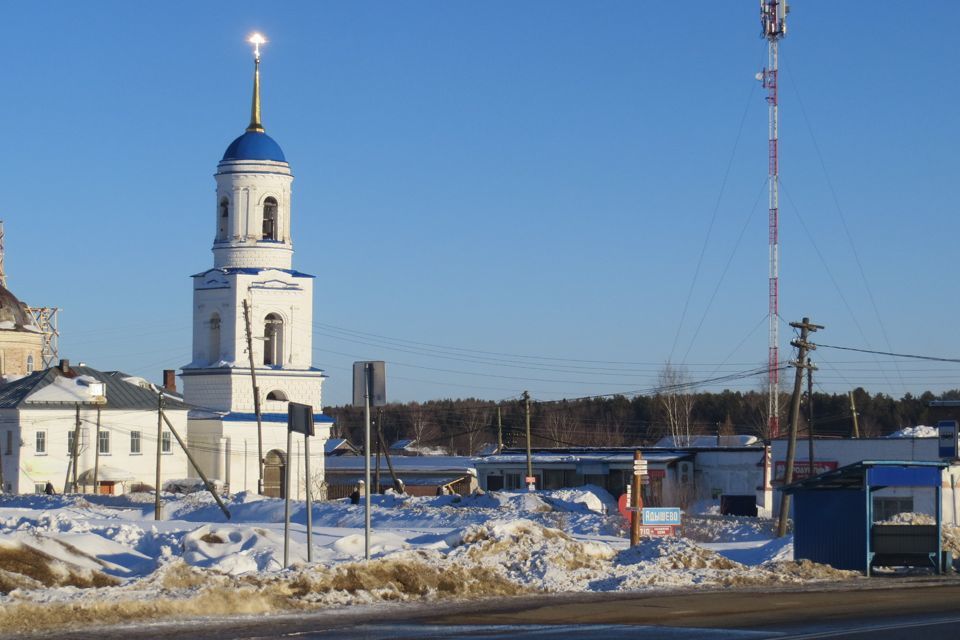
[323,388,960,456]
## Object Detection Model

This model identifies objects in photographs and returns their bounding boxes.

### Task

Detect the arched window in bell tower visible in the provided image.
[263,313,284,366]
[209,313,221,364]
[218,198,229,241]
[262,197,278,241]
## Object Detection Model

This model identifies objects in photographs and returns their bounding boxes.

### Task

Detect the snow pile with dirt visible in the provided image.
[0,489,856,634]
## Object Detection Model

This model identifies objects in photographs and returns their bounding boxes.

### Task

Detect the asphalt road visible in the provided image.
[29,578,960,640]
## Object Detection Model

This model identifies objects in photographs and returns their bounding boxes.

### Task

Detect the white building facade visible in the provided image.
[182,45,331,496]
[0,363,190,495]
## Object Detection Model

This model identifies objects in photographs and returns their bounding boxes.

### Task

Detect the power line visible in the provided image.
[669,50,763,362]
[782,55,907,394]
[818,343,960,364]
[312,321,759,368]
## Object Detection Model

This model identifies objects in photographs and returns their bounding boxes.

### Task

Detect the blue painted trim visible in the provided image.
[191,267,315,279]
[222,412,335,424]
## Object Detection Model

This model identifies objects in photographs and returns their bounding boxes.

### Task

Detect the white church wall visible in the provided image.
[212,245,294,270]
[187,419,330,496]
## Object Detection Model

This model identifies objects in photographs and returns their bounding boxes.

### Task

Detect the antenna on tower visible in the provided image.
[759,0,788,438]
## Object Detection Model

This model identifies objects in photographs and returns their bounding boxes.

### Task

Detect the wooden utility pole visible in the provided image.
[849,391,861,438]
[496,404,503,454]
[375,418,402,493]
[92,406,102,495]
[155,393,163,521]
[242,298,265,495]
[777,317,823,538]
[806,357,817,480]
[630,450,645,546]
[71,403,81,492]
[523,391,533,490]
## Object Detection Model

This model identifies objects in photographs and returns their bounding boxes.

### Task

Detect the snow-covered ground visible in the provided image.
[0,487,858,634]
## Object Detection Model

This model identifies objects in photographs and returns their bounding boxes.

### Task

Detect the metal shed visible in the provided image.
[781,460,947,575]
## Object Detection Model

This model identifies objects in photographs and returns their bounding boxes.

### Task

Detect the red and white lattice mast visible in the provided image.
[760,0,787,438]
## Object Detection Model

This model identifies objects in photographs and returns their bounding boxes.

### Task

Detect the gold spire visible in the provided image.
[247,33,266,133]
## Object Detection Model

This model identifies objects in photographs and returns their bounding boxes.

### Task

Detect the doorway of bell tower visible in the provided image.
[263,449,286,498]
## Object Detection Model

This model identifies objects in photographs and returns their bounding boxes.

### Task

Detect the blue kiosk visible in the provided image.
[781,460,947,576]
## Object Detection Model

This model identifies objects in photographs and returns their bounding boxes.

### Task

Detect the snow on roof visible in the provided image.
[654,435,760,448]
[477,451,690,466]
[324,438,357,454]
[886,425,938,438]
[475,443,500,456]
[77,465,136,483]
[27,375,104,403]
[325,455,476,475]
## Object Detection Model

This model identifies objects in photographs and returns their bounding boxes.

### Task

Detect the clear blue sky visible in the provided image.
[3,2,957,407]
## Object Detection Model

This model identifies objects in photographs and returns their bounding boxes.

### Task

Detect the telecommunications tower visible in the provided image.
[760,0,787,438]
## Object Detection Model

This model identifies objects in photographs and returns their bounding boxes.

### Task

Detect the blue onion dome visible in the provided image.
[221,131,286,163]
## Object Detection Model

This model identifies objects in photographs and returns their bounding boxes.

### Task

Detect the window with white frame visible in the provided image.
[161,432,172,454]
[98,430,110,455]
[35,431,46,455]
[130,431,141,455]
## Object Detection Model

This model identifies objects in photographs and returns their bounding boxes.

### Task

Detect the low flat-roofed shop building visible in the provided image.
[324,455,477,498]
[475,444,766,512]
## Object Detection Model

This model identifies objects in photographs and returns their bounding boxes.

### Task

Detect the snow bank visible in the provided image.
[0,490,860,634]
[887,425,938,438]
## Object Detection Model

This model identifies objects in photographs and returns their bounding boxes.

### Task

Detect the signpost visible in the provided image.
[283,402,315,568]
[642,507,682,526]
[353,361,386,561]
[624,454,683,540]
[939,420,959,459]
[629,451,645,545]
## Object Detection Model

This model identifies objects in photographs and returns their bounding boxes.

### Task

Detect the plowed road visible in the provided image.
[53,578,960,640]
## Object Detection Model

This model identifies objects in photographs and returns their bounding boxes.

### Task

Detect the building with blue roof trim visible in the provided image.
[183,35,330,498]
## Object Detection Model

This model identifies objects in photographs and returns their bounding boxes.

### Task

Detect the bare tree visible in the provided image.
[542,409,575,447]
[405,403,439,446]
[594,398,629,446]
[655,362,695,446]
[454,405,492,456]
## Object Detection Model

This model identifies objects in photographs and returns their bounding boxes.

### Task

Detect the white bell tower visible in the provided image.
[183,34,330,495]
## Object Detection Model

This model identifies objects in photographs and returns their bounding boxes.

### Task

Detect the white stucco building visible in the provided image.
[182,42,331,496]
[0,361,189,495]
